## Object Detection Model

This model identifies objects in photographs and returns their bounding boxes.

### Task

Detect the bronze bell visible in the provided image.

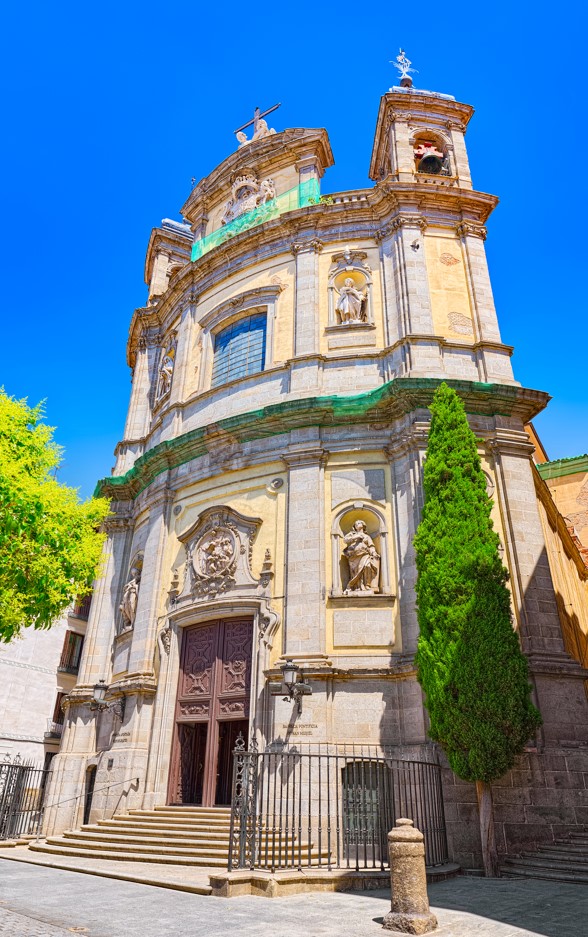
[417,152,444,174]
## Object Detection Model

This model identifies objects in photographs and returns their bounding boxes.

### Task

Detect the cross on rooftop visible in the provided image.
[234,103,281,136]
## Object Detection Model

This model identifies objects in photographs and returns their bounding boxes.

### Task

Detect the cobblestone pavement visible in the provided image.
[0,859,586,937]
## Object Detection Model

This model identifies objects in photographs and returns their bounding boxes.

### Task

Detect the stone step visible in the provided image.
[517,853,588,870]
[95,818,232,834]
[86,824,232,842]
[133,808,231,818]
[502,856,588,875]
[28,841,229,867]
[62,830,232,849]
[532,845,588,859]
[500,863,588,885]
[105,817,232,830]
[43,836,233,858]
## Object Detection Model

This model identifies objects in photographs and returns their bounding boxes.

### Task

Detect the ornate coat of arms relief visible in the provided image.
[221,172,276,226]
[176,506,261,601]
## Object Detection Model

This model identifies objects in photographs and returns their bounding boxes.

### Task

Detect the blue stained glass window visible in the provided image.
[211,313,267,388]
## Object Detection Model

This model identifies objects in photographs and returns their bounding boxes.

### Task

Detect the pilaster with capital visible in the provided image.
[291,238,323,359]
[386,425,427,655]
[457,224,515,382]
[128,483,174,675]
[378,216,438,374]
[118,330,161,473]
[77,512,134,687]
[283,433,328,658]
[169,291,198,406]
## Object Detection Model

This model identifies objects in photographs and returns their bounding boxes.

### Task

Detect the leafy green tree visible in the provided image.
[0,388,109,642]
[414,383,541,876]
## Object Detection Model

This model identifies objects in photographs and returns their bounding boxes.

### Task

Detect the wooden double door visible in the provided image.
[168,618,253,807]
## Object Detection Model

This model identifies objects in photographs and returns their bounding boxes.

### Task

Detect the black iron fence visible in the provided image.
[0,757,52,841]
[229,741,448,873]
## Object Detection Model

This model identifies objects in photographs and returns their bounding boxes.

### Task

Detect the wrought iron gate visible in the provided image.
[0,757,52,840]
[228,740,448,872]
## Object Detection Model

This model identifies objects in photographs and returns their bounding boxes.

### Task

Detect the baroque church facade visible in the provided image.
[45,73,588,869]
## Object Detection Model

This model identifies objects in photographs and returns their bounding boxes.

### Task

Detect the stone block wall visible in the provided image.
[441,746,588,870]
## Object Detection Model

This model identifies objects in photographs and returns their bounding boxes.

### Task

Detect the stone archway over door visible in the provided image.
[168,618,253,807]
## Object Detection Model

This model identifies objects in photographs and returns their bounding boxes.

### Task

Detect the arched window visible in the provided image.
[211,312,267,388]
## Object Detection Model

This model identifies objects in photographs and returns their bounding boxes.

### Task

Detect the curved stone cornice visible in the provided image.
[95,377,550,501]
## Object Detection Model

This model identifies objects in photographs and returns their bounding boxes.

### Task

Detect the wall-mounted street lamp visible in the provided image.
[91,679,125,720]
[280,659,312,715]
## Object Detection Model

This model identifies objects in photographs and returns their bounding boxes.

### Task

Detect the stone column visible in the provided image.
[282,432,327,659]
[383,819,438,934]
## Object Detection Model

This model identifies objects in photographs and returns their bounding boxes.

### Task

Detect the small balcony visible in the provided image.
[44,720,64,739]
[71,594,92,620]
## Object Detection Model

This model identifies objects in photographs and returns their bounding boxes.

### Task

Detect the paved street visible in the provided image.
[0,859,586,937]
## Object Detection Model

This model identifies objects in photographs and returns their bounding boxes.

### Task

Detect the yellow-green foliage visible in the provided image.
[415,383,541,783]
[0,388,110,641]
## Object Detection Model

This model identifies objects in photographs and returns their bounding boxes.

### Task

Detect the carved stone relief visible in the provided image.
[177,506,259,601]
[221,172,276,226]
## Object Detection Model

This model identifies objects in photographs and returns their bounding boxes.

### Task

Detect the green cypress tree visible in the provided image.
[414,383,541,876]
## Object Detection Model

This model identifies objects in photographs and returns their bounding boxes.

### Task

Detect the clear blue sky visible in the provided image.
[1,2,586,499]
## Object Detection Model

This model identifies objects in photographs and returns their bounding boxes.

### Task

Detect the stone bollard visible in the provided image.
[382,818,438,934]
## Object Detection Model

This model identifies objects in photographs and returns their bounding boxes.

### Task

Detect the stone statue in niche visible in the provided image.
[156,351,174,400]
[335,277,368,324]
[343,521,380,594]
[119,566,141,629]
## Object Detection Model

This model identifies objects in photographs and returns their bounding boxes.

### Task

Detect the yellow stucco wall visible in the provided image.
[424,230,474,340]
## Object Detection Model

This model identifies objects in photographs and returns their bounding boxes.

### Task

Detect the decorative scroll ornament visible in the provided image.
[221,172,276,226]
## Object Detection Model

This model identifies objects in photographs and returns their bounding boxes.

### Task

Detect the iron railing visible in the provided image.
[44,720,64,739]
[0,757,52,840]
[228,740,448,873]
[72,595,92,620]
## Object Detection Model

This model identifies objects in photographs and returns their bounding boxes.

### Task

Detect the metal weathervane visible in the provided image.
[392,49,417,85]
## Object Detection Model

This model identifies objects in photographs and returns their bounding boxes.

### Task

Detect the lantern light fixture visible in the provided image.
[280,659,312,715]
[91,679,125,720]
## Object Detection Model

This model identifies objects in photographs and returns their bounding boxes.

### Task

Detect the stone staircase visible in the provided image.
[29,805,323,868]
[501,831,588,883]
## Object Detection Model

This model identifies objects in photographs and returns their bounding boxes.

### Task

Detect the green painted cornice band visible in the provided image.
[536,454,588,480]
[95,378,549,501]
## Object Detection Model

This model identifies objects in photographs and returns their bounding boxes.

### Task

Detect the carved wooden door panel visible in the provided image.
[169,618,253,807]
